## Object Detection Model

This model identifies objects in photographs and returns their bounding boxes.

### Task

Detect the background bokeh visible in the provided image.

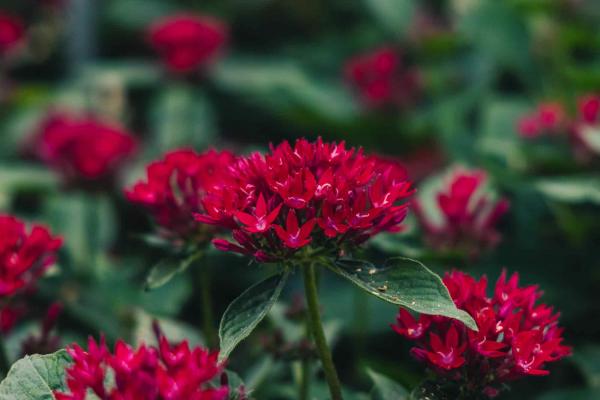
[1,0,599,399]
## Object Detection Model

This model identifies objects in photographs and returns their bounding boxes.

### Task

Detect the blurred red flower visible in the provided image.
[517,102,565,139]
[148,14,228,74]
[413,168,509,258]
[126,148,236,240]
[0,214,62,299]
[0,11,24,56]
[54,335,228,400]
[344,46,420,108]
[393,270,570,398]
[195,138,413,261]
[33,112,137,184]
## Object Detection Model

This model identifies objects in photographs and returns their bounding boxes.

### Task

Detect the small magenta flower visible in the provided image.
[54,335,228,400]
[273,210,317,249]
[0,11,24,57]
[392,270,571,398]
[148,14,228,74]
[413,168,509,258]
[517,102,566,139]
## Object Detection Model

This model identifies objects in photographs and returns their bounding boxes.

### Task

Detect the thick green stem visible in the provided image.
[302,263,343,400]
[0,333,11,378]
[299,357,310,400]
[199,265,218,349]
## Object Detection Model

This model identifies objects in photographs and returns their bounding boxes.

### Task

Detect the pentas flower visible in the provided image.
[517,102,566,139]
[126,149,236,240]
[0,11,24,57]
[344,46,420,108]
[0,214,62,299]
[393,270,570,398]
[148,14,228,74]
[412,168,509,258]
[572,93,600,158]
[55,335,228,400]
[33,112,137,184]
[195,138,414,262]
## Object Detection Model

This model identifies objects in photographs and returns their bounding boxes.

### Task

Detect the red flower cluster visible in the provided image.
[572,94,600,158]
[0,11,24,56]
[126,149,236,239]
[55,336,228,400]
[413,168,509,258]
[393,270,570,398]
[148,14,228,74]
[517,102,566,139]
[195,138,414,261]
[344,46,420,108]
[0,214,62,298]
[33,112,137,183]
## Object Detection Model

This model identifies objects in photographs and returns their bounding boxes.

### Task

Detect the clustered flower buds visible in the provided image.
[412,168,509,258]
[393,270,570,398]
[0,214,62,299]
[517,102,566,139]
[0,11,24,57]
[344,46,420,108]
[55,336,228,400]
[33,112,137,184]
[194,138,414,262]
[126,149,236,240]
[148,14,228,74]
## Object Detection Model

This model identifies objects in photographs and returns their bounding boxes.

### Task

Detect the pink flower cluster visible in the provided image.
[194,138,414,261]
[0,11,24,56]
[55,336,228,400]
[33,112,137,184]
[413,169,509,258]
[517,102,566,139]
[344,46,420,108]
[0,214,62,299]
[393,270,570,398]
[126,149,236,239]
[148,14,228,74]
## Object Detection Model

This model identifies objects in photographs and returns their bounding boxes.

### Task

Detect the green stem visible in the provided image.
[299,357,310,400]
[302,263,343,400]
[0,333,11,378]
[199,265,218,349]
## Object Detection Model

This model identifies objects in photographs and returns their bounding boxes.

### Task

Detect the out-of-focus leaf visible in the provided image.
[572,345,600,388]
[105,0,177,30]
[219,271,289,362]
[149,85,216,154]
[368,368,408,400]
[537,388,600,400]
[0,350,70,399]
[0,165,58,209]
[363,0,415,38]
[144,252,203,291]
[579,125,600,155]
[536,177,600,204]
[78,61,161,88]
[133,308,204,347]
[326,257,477,330]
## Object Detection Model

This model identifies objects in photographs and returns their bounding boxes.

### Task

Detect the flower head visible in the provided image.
[126,149,236,240]
[195,138,413,262]
[413,168,509,258]
[517,102,565,139]
[148,14,228,74]
[33,112,137,185]
[55,335,228,400]
[0,11,24,57]
[344,46,420,108]
[572,93,600,159]
[0,214,62,299]
[392,270,570,398]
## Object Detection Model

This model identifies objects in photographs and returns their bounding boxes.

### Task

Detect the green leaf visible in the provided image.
[363,0,415,38]
[536,176,600,205]
[368,369,408,400]
[219,271,289,362]
[0,350,71,399]
[537,388,600,400]
[144,252,203,291]
[326,258,477,330]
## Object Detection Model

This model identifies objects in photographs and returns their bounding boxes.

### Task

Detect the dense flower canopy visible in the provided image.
[413,168,509,258]
[194,138,414,261]
[55,336,228,400]
[344,46,420,108]
[393,270,570,398]
[126,148,236,239]
[33,112,137,184]
[148,14,228,74]
[0,11,24,56]
[0,214,62,299]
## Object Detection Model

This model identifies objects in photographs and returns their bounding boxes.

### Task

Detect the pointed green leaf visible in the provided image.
[219,272,289,362]
[327,257,477,330]
[536,176,600,205]
[145,252,203,291]
[368,369,408,400]
[0,350,71,399]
